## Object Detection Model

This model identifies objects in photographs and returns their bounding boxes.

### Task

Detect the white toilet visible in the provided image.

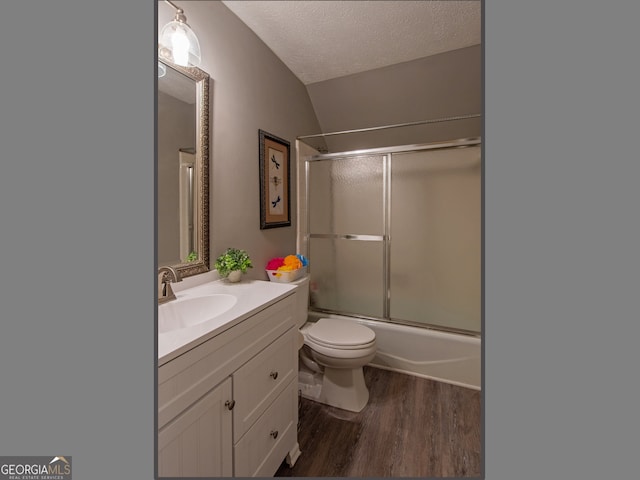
[291,275,376,412]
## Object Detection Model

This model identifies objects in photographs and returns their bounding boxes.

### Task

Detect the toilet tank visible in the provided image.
[290,275,310,328]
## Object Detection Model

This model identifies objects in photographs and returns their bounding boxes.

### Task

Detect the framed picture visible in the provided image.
[259,129,291,229]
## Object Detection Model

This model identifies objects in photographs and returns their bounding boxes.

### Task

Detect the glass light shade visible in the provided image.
[158,61,166,78]
[159,19,201,67]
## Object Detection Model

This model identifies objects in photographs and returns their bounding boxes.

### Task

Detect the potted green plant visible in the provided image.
[214,247,253,282]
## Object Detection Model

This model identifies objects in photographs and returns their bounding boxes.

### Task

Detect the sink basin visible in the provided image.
[158,294,238,334]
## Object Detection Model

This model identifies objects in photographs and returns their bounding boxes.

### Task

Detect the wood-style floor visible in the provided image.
[275,366,482,478]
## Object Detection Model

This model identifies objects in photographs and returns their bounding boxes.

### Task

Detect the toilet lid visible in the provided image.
[306,318,375,347]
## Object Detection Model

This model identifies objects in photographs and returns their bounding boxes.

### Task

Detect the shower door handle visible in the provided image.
[309,233,384,241]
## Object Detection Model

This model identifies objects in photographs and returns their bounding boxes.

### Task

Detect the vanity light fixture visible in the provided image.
[159,0,201,68]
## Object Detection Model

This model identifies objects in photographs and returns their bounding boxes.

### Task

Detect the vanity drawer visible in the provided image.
[158,294,295,429]
[233,327,298,440]
[234,379,298,477]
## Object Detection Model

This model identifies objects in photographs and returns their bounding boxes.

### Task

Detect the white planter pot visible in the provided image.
[227,270,242,283]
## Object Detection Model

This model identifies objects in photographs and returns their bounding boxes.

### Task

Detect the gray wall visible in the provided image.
[305,45,482,153]
[159,1,323,279]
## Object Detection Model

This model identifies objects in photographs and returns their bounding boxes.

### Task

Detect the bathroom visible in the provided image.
[157,1,481,477]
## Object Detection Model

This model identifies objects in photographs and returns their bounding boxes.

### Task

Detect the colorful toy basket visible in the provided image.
[265,267,307,283]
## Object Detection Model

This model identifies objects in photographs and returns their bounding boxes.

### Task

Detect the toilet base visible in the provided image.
[321,366,370,412]
[298,366,370,413]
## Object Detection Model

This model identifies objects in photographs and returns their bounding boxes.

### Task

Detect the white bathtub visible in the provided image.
[308,312,481,390]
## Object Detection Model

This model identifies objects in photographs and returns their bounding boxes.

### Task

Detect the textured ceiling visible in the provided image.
[221,1,481,85]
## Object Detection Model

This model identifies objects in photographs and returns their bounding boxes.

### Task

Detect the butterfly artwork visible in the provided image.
[259,129,291,229]
[268,147,285,215]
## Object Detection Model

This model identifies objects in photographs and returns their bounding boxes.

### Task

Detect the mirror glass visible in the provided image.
[157,60,210,278]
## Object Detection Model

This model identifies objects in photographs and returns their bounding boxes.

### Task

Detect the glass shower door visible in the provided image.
[307,155,386,318]
[389,145,481,333]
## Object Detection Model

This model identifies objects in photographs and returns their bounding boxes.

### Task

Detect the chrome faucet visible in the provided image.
[158,266,182,304]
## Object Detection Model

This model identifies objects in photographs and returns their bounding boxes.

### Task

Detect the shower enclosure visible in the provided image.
[297,134,481,336]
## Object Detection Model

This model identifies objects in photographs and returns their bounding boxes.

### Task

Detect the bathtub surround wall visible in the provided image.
[295,140,323,259]
[159,1,323,277]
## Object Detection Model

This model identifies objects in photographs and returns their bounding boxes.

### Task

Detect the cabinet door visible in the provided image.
[159,377,232,477]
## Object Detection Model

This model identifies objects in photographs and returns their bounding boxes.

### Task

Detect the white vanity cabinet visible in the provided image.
[158,292,300,478]
[158,377,233,477]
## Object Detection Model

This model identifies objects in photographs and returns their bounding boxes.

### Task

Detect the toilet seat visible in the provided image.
[302,318,376,360]
[306,336,375,350]
[305,318,375,348]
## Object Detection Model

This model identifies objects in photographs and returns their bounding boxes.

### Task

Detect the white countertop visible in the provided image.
[158,276,297,365]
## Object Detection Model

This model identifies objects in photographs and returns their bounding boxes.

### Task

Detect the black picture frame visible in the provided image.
[259,129,291,229]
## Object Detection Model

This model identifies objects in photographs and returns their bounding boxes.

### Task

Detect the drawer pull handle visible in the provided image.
[270,371,279,380]
[270,430,278,439]
[224,399,236,410]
